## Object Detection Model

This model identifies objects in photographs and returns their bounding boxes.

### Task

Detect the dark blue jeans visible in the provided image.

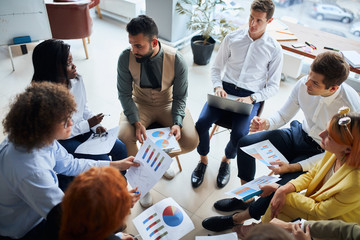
[196,82,261,159]
[57,131,127,191]
[237,120,324,219]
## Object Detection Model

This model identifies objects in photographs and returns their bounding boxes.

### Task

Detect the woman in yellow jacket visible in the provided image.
[264,107,360,224]
[235,107,360,238]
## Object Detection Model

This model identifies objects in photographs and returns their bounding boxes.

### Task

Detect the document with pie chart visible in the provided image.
[146,127,181,153]
[133,197,194,240]
[125,138,173,199]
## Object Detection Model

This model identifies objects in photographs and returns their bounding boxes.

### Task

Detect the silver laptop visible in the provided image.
[207,93,253,115]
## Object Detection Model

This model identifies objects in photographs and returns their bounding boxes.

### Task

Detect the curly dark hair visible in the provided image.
[3,82,76,152]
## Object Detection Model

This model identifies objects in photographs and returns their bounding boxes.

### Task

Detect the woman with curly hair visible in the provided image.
[60,166,136,240]
[0,83,139,240]
[32,39,127,164]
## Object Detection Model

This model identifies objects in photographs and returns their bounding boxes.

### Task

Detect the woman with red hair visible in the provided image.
[235,107,360,238]
[60,166,137,240]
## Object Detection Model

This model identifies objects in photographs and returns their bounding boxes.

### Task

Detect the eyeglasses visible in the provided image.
[92,132,108,141]
[337,106,354,144]
[64,116,72,129]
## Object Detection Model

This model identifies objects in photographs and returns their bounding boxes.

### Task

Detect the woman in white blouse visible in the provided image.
[32,40,128,189]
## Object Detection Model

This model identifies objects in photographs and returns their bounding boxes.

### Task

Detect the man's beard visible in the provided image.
[135,49,154,63]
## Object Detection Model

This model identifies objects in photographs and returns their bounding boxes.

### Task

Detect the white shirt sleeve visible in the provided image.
[298,152,325,172]
[268,78,303,130]
[211,35,230,89]
[69,77,100,137]
[254,45,283,102]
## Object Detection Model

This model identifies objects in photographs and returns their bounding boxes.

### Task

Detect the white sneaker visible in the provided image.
[140,192,153,208]
[163,167,175,180]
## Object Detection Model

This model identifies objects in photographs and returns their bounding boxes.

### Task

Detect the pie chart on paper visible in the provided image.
[162,205,183,227]
[152,131,165,138]
[155,139,169,149]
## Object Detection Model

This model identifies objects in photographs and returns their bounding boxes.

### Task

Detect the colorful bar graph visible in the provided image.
[149,225,164,237]
[143,213,157,224]
[155,231,168,240]
[142,145,151,159]
[146,219,160,231]
[151,152,160,167]
[147,149,155,163]
[261,145,269,150]
[154,157,164,172]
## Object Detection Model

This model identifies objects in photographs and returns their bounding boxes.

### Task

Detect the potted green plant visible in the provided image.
[176,0,242,65]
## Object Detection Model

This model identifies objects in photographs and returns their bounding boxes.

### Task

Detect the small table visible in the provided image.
[278,21,360,74]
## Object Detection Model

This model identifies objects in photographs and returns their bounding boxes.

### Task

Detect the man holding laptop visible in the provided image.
[191,0,283,188]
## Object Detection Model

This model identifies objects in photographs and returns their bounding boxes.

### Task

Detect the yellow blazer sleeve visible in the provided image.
[285,180,360,220]
[290,152,333,192]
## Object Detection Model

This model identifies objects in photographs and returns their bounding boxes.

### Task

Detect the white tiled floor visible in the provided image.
[0,13,301,240]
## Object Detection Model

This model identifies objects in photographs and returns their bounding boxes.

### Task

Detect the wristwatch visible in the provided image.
[250,94,257,103]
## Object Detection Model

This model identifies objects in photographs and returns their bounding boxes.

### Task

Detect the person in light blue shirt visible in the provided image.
[0,83,139,240]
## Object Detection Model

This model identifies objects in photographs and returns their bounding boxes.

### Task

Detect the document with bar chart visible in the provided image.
[146,127,181,153]
[226,175,281,201]
[133,197,194,240]
[125,138,173,199]
[240,139,288,167]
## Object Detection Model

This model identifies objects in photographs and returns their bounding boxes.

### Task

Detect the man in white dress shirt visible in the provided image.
[191,0,283,189]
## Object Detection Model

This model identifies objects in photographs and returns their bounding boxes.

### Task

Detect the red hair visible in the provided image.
[59,167,131,240]
[328,112,360,168]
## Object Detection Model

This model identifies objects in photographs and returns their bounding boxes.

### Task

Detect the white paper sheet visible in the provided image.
[146,127,181,152]
[196,232,238,240]
[226,175,281,201]
[133,197,194,240]
[74,126,119,155]
[125,138,173,198]
[240,139,289,167]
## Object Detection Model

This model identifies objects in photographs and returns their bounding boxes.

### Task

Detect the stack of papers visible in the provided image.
[341,50,360,68]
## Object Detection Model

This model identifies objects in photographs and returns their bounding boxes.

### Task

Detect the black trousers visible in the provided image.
[237,121,324,219]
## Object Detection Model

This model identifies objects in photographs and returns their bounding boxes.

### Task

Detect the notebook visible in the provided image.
[341,51,360,68]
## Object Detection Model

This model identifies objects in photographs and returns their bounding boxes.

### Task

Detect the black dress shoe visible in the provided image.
[202,214,236,232]
[216,162,230,188]
[214,197,254,212]
[191,162,207,188]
